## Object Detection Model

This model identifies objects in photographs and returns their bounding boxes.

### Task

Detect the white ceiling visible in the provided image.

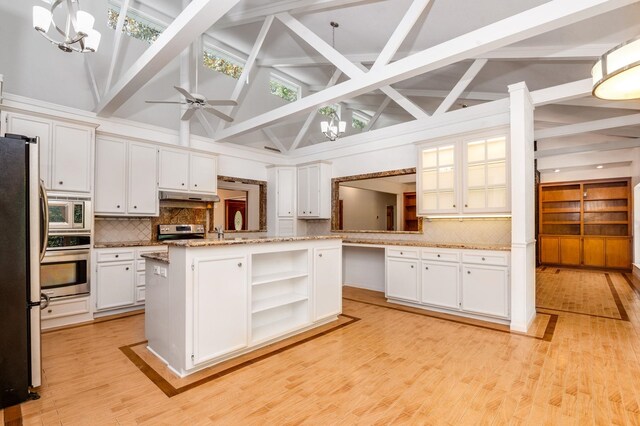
[2,0,640,154]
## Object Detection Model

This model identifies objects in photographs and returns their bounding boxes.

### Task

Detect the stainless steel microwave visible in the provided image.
[47,197,91,232]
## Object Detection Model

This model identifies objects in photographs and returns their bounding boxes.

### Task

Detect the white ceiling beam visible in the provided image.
[363,97,391,131]
[96,0,241,117]
[276,13,427,119]
[262,128,288,153]
[559,98,640,110]
[216,15,274,135]
[535,113,640,139]
[535,138,640,158]
[218,0,639,141]
[290,69,342,151]
[371,0,434,69]
[105,0,131,93]
[433,59,488,116]
[195,110,216,139]
[84,57,101,105]
[531,78,592,106]
[307,86,506,101]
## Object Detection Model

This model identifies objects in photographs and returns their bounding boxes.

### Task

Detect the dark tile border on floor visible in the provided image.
[621,273,640,298]
[3,404,22,426]
[120,314,360,398]
[343,297,558,342]
[605,273,630,321]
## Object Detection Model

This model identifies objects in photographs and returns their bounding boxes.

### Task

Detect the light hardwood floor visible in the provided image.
[4,269,640,424]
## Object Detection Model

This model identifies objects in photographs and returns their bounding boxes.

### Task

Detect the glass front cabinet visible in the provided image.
[417,134,509,216]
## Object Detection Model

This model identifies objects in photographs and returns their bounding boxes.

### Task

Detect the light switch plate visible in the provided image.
[153,266,161,275]
[160,267,167,277]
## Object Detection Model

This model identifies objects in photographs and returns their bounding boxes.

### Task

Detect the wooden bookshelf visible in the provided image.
[403,192,418,231]
[538,178,631,270]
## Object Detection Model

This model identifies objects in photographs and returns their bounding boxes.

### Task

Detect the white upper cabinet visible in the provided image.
[277,168,295,217]
[158,148,189,191]
[189,153,217,193]
[297,162,331,219]
[95,138,158,216]
[95,138,127,214]
[3,112,93,193]
[128,143,158,215]
[418,133,509,216]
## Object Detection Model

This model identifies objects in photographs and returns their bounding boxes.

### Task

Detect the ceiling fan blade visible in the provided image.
[145,100,187,104]
[206,99,238,106]
[204,107,234,122]
[174,86,196,101]
[181,108,196,121]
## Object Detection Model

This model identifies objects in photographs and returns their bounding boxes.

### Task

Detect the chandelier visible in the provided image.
[320,111,346,141]
[33,0,101,53]
[592,36,640,100]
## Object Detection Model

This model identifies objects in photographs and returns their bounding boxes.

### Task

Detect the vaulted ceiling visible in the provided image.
[2,0,640,155]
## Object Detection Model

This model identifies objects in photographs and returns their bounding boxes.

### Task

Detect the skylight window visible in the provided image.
[203,47,244,79]
[318,104,340,117]
[270,74,300,103]
[107,8,164,45]
[352,111,370,130]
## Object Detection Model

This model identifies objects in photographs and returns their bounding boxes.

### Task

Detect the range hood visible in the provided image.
[159,191,220,203]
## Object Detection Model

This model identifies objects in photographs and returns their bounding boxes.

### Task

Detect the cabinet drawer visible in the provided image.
[387,247,419,259]
[41,297,90,320]
[97,251,134,262]
[136,286,145,303]
[421,249,459,262]
[137,271,146,287]
[462,251,508,266]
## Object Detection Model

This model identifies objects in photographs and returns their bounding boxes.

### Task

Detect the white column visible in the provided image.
[509,81,536,332]
[178,0,192,147]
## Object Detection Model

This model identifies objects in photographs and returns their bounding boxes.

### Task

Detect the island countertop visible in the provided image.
[164,235,342,247]
[342,238,511,251]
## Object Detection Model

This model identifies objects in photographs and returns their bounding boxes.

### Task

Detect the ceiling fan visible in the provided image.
[146,86,237,122]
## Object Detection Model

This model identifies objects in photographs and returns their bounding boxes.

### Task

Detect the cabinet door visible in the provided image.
[5,113,52,189]
[297,166,309,216]
[419,144,457,214]
[539,236,559,264]
[277,168,294,217]
[189,153,217,193]
[583,237,605,267]
[421,261,459,310]
[314,246,342,321]
[306,164,321,217]
[192,255,248,365]
[461,265,509,318]
[94,139,127,214]
[51,123,92,193]
[559,237,581,266]
[463,137,508,213]
[386,258,419,302]
[605,238,631,269]
[96,261,136,310]
[128,143,158,215]
[158,148,189,190]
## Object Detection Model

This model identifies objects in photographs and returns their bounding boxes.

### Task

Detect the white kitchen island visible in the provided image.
[142,236,342,377]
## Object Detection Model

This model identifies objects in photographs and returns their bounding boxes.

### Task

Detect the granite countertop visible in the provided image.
[140,252,170,263]
[343,238,511,251]
[166,235,343,247]
[94,240,167,249]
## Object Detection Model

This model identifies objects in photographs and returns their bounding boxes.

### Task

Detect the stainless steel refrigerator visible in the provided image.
[0,133,46,408]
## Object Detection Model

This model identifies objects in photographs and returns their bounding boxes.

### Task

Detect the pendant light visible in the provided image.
[320,22,346,141]
[33,0,101,53]
[592,36,640,100]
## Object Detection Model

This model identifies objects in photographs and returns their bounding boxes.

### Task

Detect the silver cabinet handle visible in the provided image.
[59,181,63,185]
[238,262,242,267]
[437,254,441,257]
[482,257,485,261]
[194,184,198,187]
[117,205,120,208]
[425,266,429,270]
[181,183,185,186]
[400,251,403,255]
[134,206,137,209]
[40,293,50,310]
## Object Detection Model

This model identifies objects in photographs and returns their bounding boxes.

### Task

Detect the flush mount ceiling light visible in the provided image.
[33,0,101,53]
[592,36,640,100]
[320,22,346,141]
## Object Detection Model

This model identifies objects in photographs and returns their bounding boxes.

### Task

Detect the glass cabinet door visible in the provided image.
[420,144,457,213]
[464,137,507,212]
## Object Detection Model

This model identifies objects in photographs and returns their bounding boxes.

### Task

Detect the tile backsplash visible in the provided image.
[94,218,152,243]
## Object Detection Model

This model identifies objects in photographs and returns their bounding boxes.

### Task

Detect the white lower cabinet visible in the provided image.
[421,261,459,310]
[385,247,510,322]
[193,255,248,365]
[313,246,342,321]
[461,264,509,318]
[41,296,92,330]
[386,257,419,302]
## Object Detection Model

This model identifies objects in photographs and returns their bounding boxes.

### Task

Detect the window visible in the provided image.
[318,104,340,117]
[107,7,165,44]
[270,74,300,102]
[203,47,244,79]
[352,111,370,130]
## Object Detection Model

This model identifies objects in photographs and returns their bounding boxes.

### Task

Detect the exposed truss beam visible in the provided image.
[195,110,216,139]
[363,97,391,131]
[214,0,382,30]
[433,59,488,115]
[558,98,640,110]
[372,0,434,69]
[535,113,640,139]
[96,0,240,117]
[218,0,637,141]
[276,12,427,119]
[535,138,640,158]
[290,69,342,151]
[262,127,288,153]
[105,0,131,94]
[216,15,274,134]
[84,57,101,105]
[531,78,592,106]
[308,86,506,102]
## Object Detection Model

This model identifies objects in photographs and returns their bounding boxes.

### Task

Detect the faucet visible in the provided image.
[215,226,224,240]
